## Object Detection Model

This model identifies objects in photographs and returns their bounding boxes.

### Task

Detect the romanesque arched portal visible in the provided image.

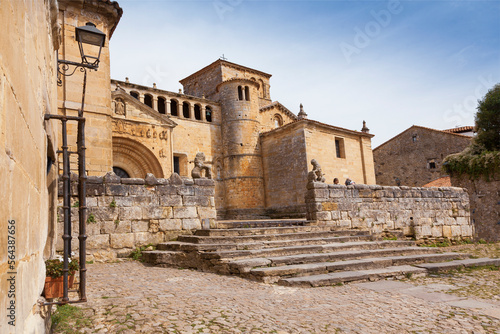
[112,136,164,178]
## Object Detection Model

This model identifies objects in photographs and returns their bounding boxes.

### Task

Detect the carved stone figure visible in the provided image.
[308,159,325,183]
[114,98,125,115]
[191,152,212,179]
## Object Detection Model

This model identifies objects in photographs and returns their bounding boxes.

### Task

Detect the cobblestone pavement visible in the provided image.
[62,260,500,334]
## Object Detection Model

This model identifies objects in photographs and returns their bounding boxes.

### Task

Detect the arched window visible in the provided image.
[238,86,243,100]
[130,91,139,99]
[170,99,178,116]
[113,166,130,178]
[273,114,283,128]
[182,102,190,118]
[194,104,202,120]
[205,106,212,122]
[144,94,153,108]
[259,79,265,98]
[158,96,166,114]
[245,86,250,101]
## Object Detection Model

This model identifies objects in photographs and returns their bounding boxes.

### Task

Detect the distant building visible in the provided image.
[443,126,476,137]
[373,125,472,187]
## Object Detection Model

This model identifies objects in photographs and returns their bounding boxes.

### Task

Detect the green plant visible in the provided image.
[86,213,96,224]
[475,83,500,152]
[51,304,91,333]
[114,219,120,227]
[383,236,398,241]
[109,199,117,208]
[405,272,413,279]
[45,258,79,278]
[129,243,156,261]
[72,201,79,208]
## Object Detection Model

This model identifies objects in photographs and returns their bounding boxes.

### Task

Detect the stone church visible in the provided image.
[58,0,376,219]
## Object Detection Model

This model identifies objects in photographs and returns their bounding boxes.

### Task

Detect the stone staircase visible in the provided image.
[143,220,500,287]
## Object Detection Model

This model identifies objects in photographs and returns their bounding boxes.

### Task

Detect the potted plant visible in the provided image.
[43,258,79,299]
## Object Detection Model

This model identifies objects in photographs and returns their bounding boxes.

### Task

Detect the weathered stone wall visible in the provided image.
[373,126,472,187]
[57,173,216,261]
[0,0,60,332]
[305,182,473,240]
[451,175,500,242]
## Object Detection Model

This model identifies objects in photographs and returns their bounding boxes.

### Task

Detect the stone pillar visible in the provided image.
[139,94,145,104]
[153,97,158,111]
[166,100,171,115]
[202,105,207,121]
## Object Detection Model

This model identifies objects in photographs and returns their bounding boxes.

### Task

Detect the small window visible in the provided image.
[173,154,188,176]
[335,138,345,159]
[245,86,250,101]
[273,114,283,128]
[194,104,202,120]
[158,97,166,114]
[206,106,212,122]
[173,157,180,174]
[238,86,243,100]
[170,100,178,116]
[130,91,139,99]
[412,135,418,143]
[182,102,190,118]
[428,159,437,169]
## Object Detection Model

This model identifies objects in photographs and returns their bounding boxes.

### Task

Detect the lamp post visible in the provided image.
[45,22,106,305]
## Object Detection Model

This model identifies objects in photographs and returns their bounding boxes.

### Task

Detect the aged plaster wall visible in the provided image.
[56,173,216,261]
[57,0,122,176]
[451,175,500,242]
[373,126,472,187]
[0,0,60,332]
[305,182,473,240]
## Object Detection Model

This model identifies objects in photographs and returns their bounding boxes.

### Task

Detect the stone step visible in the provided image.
[249,253,466,283]
[227,246,437,273]
[278,265,428,287]
[194,225,343,237]
[415,257,500,273]
[158,234,375,252]
[204,240,418,261]
[177,232,374,245]
[216,219,307,229]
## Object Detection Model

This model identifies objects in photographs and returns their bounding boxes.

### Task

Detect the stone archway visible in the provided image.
[112,137,164,178]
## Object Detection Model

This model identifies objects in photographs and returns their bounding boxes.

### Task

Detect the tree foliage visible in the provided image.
[475,83,500,151]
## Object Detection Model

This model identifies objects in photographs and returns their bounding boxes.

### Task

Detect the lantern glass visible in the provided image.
[75,22,106,67]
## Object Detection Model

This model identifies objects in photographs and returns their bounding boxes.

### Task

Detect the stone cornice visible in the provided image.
[259,101,298,121]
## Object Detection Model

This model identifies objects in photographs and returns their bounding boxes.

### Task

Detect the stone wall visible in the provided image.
[373,126,472,187]
[0,0,60,332]
[451,175,500,242]
[305,182,473,240]
[57,173,216,261]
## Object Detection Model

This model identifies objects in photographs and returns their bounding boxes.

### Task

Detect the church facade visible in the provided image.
[57,1,376,219]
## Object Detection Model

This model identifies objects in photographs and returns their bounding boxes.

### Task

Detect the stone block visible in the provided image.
[307,181,327,189]
[173,206,198,219]
[451,225,461,237]
[149,220,160,233]
[106,184,129,196]
[145,173,158,185]
[143,207,172,220]
[456,217,469,225]
[104,172,121,184]
[184,178,194,185]
[86,197,98,207]
[194,178,215,186]
[182,218,201,230]
[114,196,134,207]
[128,185,154,196]
[87,176,104,184]
[121,178,145,185]
[157,185,178,196]
[183,196,209,207]
[132,220,150,232]
[87,183,104,196]
[321,202,338,211]
[177,186,195,196]
[160,195,183,207]
[329,189,344,198]
[134,232,163,246]
[101,220,131,234]
[197,207,217,219]
[316,211,331,221]
[119,207,142,220]
[431,226,443,237]
[110,233,135,248]
[159,219,182,231]
[461,225,473,237]
[195,187,215,196]
[133,196,155,206]
[415,225,432,237]
[442,226,452,238]
[90,207,119,221]
[331,211,341,220]
[87,234,110,249]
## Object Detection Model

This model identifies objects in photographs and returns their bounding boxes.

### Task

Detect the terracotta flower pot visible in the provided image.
[43,274,75,299]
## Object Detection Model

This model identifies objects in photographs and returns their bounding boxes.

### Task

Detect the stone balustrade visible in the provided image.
[305,182,473,240]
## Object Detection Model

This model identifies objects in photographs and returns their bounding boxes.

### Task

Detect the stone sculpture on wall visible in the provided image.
[191,152,212,179]
[308,159,325,183]
[114,98,125,116]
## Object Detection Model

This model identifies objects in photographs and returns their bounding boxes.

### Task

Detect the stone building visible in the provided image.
[107,60,376,218]
[373,125,472,187]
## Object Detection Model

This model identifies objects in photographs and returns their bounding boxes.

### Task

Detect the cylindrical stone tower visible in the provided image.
[217,79,265,215]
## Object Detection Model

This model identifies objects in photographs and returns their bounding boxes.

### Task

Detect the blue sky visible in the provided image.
[110,0,500,147]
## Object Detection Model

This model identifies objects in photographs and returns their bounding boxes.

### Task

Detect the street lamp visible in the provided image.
[57,22,106,84]
[45,21,106,306]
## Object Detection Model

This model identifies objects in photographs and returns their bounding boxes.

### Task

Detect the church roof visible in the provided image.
[260,101,298,120]
[260,118,374,138]
[180,59,272,84]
